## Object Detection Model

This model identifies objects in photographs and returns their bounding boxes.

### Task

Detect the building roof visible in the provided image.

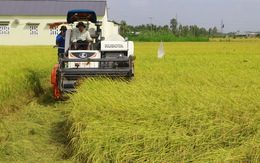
[0,0,106,16]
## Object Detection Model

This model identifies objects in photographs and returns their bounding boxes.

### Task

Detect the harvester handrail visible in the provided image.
[60,58,131,63]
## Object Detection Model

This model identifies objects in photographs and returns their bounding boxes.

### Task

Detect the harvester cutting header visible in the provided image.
[51,9,135,99]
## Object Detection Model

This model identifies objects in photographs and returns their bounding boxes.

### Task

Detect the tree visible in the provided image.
[178,24,183,37]
[194,25,200,37]
[170,18,178,36]
[182,25,189,37]
[199,27,208,37]
[119,20,129,36]
[209,28,213,37]
[212,26,218,37]
[119,18,220,40]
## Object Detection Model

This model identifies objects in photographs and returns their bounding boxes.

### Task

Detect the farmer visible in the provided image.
[71,22,92,50]
[56,25,67,60]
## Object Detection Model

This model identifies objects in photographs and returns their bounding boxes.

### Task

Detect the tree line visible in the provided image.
[120,18,220,39]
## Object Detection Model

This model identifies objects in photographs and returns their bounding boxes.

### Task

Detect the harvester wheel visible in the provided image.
[52,84,61,99]
[51,64,61,99]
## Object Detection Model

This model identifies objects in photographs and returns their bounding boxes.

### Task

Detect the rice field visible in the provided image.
[0,46,57,115]
[66,42,260,162]
[0,41,259,162]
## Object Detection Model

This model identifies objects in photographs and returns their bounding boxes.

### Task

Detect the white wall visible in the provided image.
[0,13,119,45]
[0,15,66,45]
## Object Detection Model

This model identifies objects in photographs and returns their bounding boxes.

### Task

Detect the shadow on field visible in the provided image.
[50,116,73,160]
[25,69,54,105]
[36,87,60,106]
[26,69,44,97]
[36,88,71,106]
[25,68,70,106]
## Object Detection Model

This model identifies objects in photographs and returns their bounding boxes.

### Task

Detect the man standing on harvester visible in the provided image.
[56,25,67,60]
[72,21,92,50]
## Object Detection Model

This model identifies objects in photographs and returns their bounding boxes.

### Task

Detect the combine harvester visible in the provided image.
[51,9,135,99]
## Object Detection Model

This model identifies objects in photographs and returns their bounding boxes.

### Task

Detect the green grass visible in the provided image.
[66,42,260,162]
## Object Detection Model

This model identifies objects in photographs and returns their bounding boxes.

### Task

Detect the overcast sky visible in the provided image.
[107,0,260,32]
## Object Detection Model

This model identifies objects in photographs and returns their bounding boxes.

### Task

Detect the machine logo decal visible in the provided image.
[79,53,88,58]
[105,44,124,48]
[69,52,97,58]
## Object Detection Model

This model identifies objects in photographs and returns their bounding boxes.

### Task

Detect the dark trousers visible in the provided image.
[58,52,64,62]
[77,40,89,50]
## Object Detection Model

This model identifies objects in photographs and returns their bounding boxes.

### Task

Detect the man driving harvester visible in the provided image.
[71,21,92,50]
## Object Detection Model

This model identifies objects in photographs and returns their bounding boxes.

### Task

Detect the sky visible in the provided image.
[107,0,260,33]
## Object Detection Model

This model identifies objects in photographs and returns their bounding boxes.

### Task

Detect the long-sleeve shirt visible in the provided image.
[72,28,92,43]
[56,33,65,53]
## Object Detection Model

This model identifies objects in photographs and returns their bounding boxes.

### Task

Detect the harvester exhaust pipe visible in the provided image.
[95,21,102,42]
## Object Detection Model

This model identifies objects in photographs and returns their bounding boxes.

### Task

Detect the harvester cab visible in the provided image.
[51,9,135,99]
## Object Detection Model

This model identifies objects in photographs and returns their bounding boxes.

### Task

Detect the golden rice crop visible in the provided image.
[0,46,57,114]
[66,42,260,162]
[0,46,68,162]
